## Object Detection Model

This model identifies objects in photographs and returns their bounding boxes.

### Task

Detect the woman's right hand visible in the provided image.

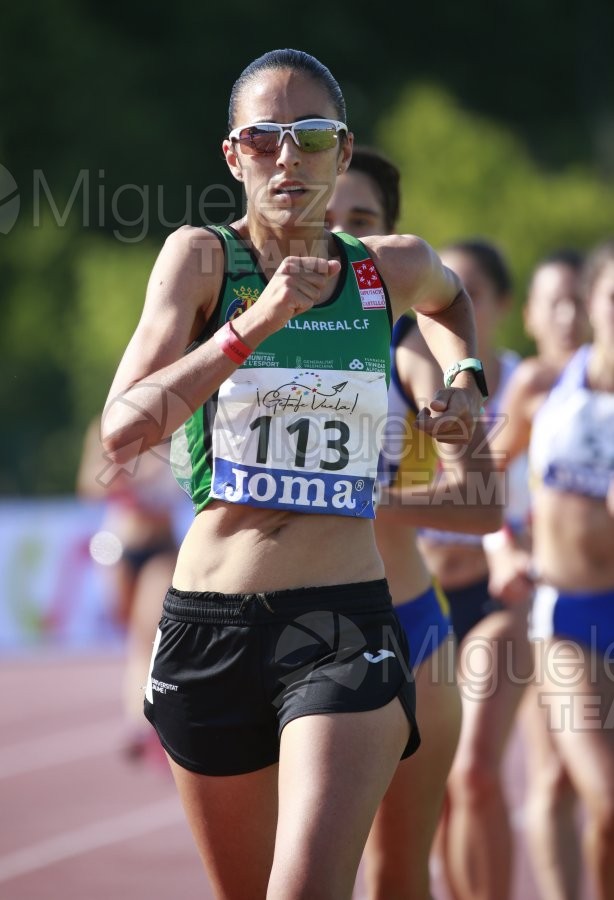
[239,256,341,341]
[486,543,535,605]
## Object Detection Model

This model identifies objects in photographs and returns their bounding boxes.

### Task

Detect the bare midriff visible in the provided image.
[532,487,614,592]
[172,500,385,594]
[417,538,488,591]
[104,506,176,550]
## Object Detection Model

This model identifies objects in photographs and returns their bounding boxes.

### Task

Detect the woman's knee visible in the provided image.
[365,861,430,900]
[534,759,574,801]
[526,766,576,823]
[447,756,501,806]
[584,791,614,846]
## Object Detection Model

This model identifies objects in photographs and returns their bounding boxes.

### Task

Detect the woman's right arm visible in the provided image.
[102,228,339,464]
[483,359,540,603]
[488,358,539,470]
[102,226,228,463]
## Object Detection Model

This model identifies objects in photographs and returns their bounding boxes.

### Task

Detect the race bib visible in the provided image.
[210,368,387,517]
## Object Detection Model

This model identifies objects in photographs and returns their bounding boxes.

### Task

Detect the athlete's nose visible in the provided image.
[276,133,301,168]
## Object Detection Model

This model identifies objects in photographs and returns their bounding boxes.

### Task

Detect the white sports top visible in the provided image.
[530,344,614,498]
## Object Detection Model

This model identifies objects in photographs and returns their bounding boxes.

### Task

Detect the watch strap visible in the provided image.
[444,358,489,399]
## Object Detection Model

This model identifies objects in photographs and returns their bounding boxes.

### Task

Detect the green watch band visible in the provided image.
[444,358,489,400]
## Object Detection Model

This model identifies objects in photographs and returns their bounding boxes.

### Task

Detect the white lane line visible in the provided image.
[0,797,185,883]
[0,720,124,779]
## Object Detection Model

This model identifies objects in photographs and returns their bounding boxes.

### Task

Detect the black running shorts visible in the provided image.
[144,578,420,775]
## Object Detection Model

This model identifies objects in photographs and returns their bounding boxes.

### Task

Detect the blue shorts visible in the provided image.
[445,577,504,645]
[394,583,452,668]
[530,584,614,656]
[144,579,420,776]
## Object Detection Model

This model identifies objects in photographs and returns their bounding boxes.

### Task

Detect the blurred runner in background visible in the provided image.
[417,239,534,900]
[488,243,614,900]
[78,415,180,759]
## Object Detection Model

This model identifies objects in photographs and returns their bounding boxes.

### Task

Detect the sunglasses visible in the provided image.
[228,118,348,155]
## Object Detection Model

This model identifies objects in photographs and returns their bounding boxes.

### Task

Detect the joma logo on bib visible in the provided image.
[212,459,374,517]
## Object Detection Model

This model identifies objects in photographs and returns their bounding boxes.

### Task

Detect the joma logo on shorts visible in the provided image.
[363,650,396,664]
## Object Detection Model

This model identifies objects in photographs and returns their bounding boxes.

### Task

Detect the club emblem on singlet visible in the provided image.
[226,286,261,321]
[351,259,386,310]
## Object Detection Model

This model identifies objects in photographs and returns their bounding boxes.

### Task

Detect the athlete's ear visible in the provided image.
[223,139,243,182]
[336,131,354,176]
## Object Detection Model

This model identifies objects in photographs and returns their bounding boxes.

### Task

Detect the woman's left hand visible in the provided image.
[413,387,481,444]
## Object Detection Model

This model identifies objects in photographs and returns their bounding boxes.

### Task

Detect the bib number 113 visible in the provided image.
[249,416,350,471]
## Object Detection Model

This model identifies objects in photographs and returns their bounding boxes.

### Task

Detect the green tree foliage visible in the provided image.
[377,84,614,352]
[0,207,159,494]
[1,3,614,493]
[67,237,158,423]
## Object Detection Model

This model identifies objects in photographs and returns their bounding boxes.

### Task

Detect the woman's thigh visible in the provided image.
[533,638,614,809]
[365,638,462,882]
[168,759,279,900]
[454,605,532,767]
[270,700,410,899]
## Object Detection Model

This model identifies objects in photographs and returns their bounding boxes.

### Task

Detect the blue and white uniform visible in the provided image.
[529,345,614,654]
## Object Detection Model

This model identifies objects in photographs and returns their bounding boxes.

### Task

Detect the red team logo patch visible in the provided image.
[351,260,386,310]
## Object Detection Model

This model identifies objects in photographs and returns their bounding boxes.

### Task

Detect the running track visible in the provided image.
[1,653,594,899]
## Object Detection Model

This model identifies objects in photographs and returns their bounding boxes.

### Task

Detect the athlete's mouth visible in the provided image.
[272,182,307,196]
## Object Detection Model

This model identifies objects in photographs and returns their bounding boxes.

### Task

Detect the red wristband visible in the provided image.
[214,319,253,365]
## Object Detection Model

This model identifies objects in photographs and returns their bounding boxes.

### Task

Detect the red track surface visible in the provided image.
[0,653,594,899]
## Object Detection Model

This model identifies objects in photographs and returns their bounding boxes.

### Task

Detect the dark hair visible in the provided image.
[527,248,584,299]
[228,49,346,132]
[349,146,401,233]
[581,237,614,299]
[537,248,584,271]
[441,238,512,296]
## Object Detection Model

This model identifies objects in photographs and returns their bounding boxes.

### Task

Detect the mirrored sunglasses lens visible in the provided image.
[239,125,280,154]
[295,122,338,152]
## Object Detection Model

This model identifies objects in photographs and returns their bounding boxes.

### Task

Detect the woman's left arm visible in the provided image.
[369,234,483,442]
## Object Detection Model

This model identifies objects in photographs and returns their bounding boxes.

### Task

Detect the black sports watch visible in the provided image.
[444,358,489,400]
